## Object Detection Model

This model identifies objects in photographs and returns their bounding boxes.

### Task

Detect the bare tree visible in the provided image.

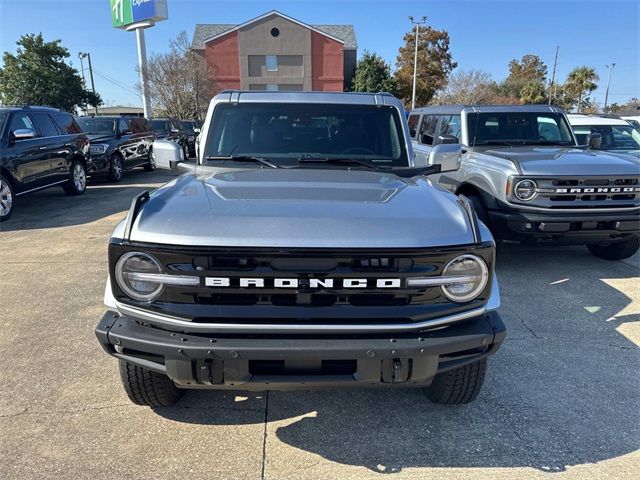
[434,69,498,104]
[141,31,212,119]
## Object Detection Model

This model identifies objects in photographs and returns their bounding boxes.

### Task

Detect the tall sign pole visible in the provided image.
[109,0,168,118]
[408,16,427,111]
[604,63,615,113]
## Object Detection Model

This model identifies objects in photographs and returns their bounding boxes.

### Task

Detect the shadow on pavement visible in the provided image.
[154,244,639,473]
[0,169,178,232]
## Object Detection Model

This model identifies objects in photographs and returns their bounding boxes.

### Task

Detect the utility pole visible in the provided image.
[549,45,559,105]
[408,16,427,110]
[79,52,98,115]
[604,63,616,112]
[78,53,87,115]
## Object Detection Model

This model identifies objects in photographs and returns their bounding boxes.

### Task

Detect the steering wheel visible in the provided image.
[340,147,376,155]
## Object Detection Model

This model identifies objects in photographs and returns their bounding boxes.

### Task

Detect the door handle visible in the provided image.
[39,146,48,150]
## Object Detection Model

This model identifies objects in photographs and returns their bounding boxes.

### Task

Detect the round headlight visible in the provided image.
[441,254,489,303]
[115,252,163,301]
[514,179,538,201]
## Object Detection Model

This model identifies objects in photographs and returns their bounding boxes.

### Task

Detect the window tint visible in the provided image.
[467,112,574,146]
[31,113,60,137]
[118,118,130,133]
[8,112,36,134]
[439,115,461,140]
[151,120,170,132]
[573,124,640,150]
[204,103,408,167]
[129,118,146,133]
[53,113,81,134]
[407,114,420,138]
[419,115,439,145]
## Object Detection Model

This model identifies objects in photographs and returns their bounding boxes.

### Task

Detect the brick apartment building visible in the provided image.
[192,11,357,93]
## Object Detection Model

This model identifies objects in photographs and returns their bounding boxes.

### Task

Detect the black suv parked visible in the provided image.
[0,106,90,221]
[180,120,201,158]
[76,116,156,182]
[151,117,190,158]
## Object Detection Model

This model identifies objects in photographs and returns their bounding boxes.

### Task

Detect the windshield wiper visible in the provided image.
[519,140,574,146]
[204,155,278,169]
[296,156,379,169]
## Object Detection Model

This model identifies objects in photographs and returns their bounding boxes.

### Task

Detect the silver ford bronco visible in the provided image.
[409,105,640,260]
[96,91,504,407]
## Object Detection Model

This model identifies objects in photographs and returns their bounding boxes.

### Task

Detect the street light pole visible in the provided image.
[604,63,616,112]
[79,52,98,115]
[408,16,427,110]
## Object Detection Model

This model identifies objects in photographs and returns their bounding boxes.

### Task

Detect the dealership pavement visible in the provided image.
[0,169,638,480]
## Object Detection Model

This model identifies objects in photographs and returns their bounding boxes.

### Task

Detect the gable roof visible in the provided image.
[192,11,357,50]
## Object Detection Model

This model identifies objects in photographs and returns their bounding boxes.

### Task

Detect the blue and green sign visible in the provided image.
[110,0,168,28]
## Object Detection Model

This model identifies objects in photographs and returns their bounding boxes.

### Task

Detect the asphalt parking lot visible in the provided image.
[0,168,638,480]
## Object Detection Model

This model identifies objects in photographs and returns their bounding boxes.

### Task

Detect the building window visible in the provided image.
[270,27,280,37]
[266,84,278,91]
[266,55,278,71]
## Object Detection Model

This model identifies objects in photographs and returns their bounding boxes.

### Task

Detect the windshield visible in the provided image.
[573,124,640,150]
[467,112,575,146]
[151,120,170,132]
[203,103,408,167]
[76,117,116,135]
[181,121,196,132]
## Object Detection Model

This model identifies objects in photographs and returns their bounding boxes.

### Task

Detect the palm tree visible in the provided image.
[564,66,599,113]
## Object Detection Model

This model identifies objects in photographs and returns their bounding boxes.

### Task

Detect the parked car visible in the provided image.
[621,116,640,130]
[408,105,640,260]
[180,120,201,158]
[150,117,189,158]
[566,114,640,160]
[76,116,156,182]
[0,106,90,221]
[95,91,505,407]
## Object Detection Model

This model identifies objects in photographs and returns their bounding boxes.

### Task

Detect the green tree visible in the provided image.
[501,54,548,103]
[395,21,457,108]
[0,34,101,111]
[351,51,396,94]
[564,66,599,113]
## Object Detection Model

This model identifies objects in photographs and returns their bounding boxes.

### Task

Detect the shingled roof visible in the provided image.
[192,11,357,50]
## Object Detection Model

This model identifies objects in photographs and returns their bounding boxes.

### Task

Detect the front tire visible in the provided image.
[425,358,487,405]
[108,154,124,182]
[587,236,640,260]
[143,147,156,172]
[62,160,87,195]
[118,360,183,407]
[0,175,15,222]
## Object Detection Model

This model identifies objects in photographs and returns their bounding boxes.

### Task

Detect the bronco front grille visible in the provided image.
[109,244,495,326]
[516,176,640,209]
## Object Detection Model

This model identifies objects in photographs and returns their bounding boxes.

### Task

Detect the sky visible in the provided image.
[1,0,638,108]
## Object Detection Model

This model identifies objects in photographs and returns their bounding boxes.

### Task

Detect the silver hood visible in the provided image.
[124,169,476,248]
[483,147,640,176]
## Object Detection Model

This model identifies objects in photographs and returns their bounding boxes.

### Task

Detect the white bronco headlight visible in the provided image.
[440,254,489,303]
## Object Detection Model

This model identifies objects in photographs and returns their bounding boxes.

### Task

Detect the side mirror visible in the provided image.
[438,134,459,145]
[586,132,602,150]
[170,128,180,134]
[427,143,462,173]
[152,139,185,171]
[12,128,36,141]
[120,129,133,136]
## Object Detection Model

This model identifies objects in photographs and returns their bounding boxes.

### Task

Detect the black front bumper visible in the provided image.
[489,208,640,244]
[96,310,505,390]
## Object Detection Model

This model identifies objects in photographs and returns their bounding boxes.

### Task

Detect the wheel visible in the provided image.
[62,160,87,195]
[108,154,124,182]
[0,175,15,222]
[143,147,156,172]
[587,236,640,260]
[118,360,184,407]
[425,358,487,405]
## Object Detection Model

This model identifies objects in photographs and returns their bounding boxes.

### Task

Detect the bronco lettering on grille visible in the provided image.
[205,277,403,288]
[555,187,640,194]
